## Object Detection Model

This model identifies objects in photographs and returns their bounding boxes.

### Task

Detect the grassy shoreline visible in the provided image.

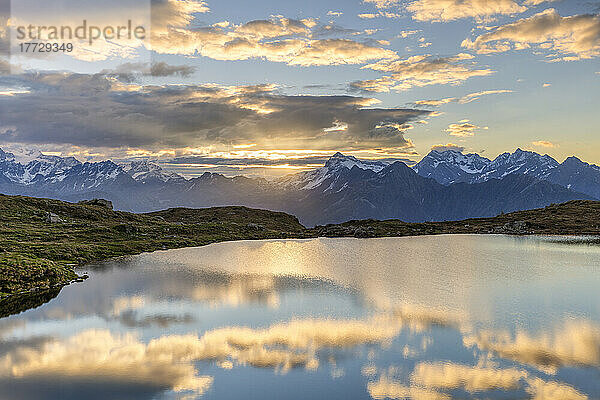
[0,195,308,299]
[1,195,599,305]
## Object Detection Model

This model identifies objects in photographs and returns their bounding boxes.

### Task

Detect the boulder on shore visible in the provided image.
[45,212,63,223]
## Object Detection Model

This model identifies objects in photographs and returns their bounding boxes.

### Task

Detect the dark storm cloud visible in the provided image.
[149,61,195,77]
[99,62,196,82]
[0,72,429,151]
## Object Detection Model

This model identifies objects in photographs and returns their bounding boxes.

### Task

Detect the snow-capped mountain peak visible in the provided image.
[476,148,559,182]
[279,152,388,190]
[411,148,600,200]
[324,152,388,172]
[0,148,15,162]
[413,149,491,185]
[0,148,83,185]
[421,150,490,173]
[120,160,185,183]
[0,147,135,188]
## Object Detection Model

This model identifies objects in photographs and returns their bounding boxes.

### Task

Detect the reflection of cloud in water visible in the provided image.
[463,320,600,373]
[105,295,196,328]
[0,330,213,399]
[189,274,281,308]
[52,270,349,323]
[117,311,195,328]
[526,377,588,400]
[368,362,588,400]
[111,295,145,316]
[0,307,460,399]
[1,299,594,399]
[368,375,450,400]
[412,362,526,392]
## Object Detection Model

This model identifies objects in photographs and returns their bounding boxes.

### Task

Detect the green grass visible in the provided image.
[0,195,307,298]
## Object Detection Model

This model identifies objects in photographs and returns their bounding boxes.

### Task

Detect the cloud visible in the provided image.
[458,89,513,103]
[350,76,397,92]
[462,9,600,61]
[524,0,560,5]
[149,61,195,77]
[414,89,512,107]
[100,62,196,82]
[363,0,400,9]
[543,82,552,87]
[532,140,557,148]
[6,0,158,62]
[415,97,456,106]
[358,11,403,19]
[287,39,398,67]
[398,30,421,38]
[327,11,343,17]
[0,73,428,155]
[445,120,487,136]
[357,54,495,91]
[148,10,399,67]
[430,143,465,152]
[406,0,527,22]
[234,18,312,39]
[418,38,432,48]
[463,319,600,373]
[150,0,210,31]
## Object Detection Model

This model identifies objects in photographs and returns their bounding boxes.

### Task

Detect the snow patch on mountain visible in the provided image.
[120,160,184,183]
[0,148,82,185]
[279,152,388,190]
[413,150,491,185]
[475,148,559,182]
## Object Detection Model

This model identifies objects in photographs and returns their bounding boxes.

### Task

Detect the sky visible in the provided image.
[0,0,599,178]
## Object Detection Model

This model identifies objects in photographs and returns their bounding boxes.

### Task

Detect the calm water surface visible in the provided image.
[1,235,600,399]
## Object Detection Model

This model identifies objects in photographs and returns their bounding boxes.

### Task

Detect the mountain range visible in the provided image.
[414,148,600,199]
[0,147,597,226]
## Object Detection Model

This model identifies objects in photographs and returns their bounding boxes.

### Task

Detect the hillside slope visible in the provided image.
[311,200,600,238]
[0,195,305,298]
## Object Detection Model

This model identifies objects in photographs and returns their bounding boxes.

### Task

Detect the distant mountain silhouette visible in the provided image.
[0,147,595,225]
[415,148,600,200]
